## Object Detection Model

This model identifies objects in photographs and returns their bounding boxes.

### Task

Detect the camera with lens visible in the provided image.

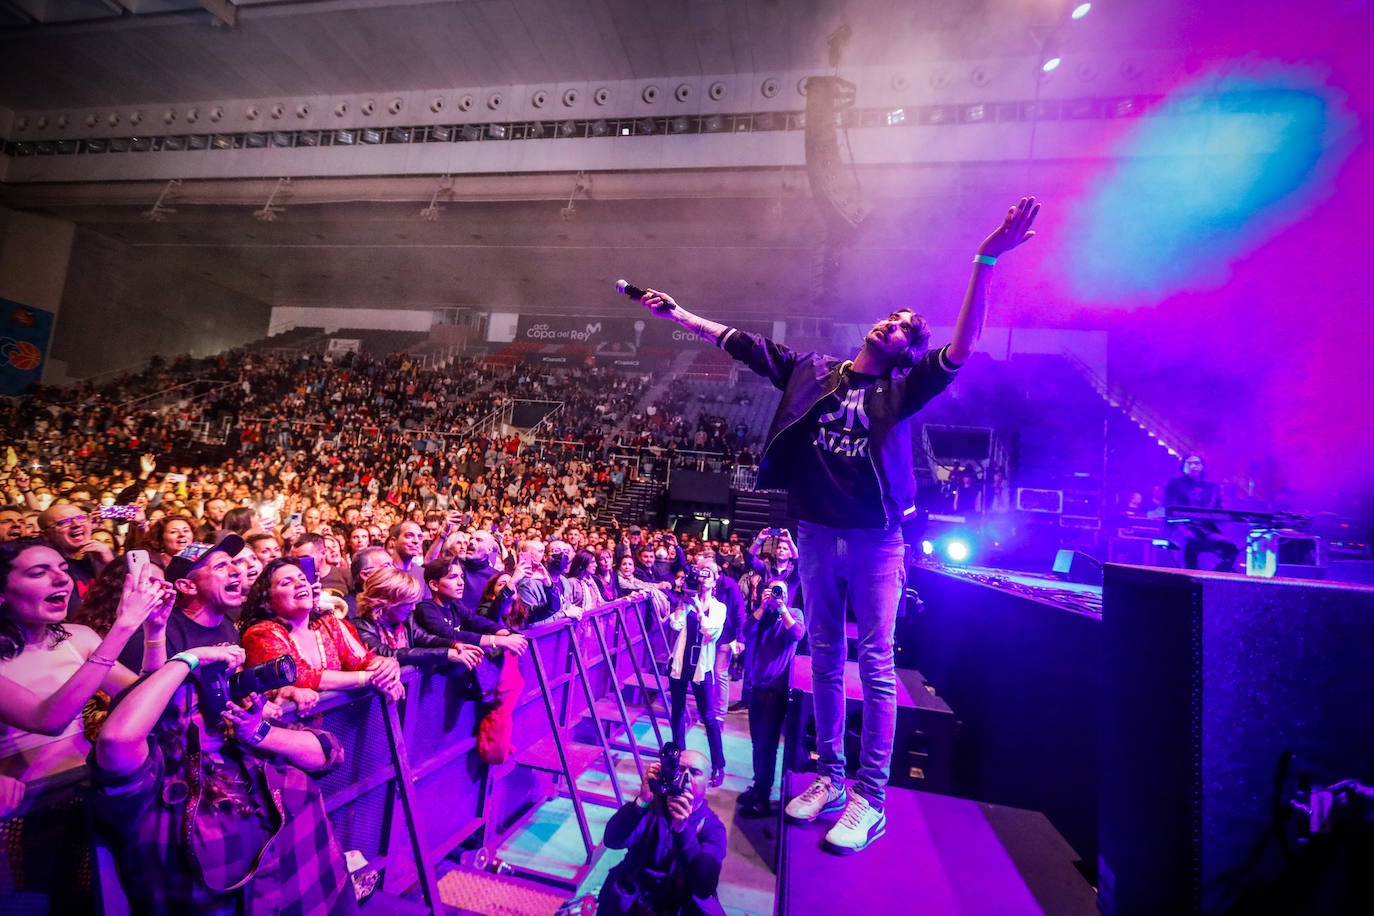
[681,567,703,592]
[195,654,298,723]
[766,581,787,602]
[649,742,690,798]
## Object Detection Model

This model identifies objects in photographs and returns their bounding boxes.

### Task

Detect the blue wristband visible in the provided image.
[973,254,997,266]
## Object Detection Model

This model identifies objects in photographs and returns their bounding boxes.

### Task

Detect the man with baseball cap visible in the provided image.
[118,534,247,668]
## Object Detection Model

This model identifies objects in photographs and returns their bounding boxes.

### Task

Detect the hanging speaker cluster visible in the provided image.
[802,75,869,230]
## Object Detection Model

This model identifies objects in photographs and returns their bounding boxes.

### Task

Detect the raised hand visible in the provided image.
[640,289,678,316]
[115,559,170,631]
[977,196,1041,260]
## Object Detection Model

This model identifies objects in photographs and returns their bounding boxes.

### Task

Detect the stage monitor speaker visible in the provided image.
[1053,549,1104,586]
[783,660,954,794]
[1099,565,1374,916]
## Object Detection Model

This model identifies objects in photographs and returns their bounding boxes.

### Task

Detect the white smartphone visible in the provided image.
[126,549,149,575]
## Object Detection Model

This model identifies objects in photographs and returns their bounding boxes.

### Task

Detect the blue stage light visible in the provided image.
[944,539,972,563]
[921,539,936,556]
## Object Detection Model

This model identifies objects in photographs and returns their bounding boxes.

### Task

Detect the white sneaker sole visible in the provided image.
[823,818,886,855]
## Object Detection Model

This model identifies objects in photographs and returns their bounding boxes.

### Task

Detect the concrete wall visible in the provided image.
[53,227,272,380]
[0,207,75,382]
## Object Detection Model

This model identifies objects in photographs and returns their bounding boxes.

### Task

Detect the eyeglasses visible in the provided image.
[43,514,88,531]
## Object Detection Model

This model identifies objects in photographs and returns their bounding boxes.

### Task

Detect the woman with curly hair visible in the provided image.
[0,538,172,780]
[240,557,403,715]
[143,514,198,567]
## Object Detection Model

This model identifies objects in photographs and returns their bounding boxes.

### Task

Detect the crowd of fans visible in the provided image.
[0,339,792,913]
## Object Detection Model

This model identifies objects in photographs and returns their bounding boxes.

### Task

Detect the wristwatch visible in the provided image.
[240,720,272,746]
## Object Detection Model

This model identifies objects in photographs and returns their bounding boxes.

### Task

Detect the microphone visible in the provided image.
[616,279,648,300]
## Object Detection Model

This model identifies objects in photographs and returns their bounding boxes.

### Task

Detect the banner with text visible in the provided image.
[513,315,774,358]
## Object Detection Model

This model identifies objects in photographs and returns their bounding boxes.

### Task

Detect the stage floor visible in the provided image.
[777,772,1097,916]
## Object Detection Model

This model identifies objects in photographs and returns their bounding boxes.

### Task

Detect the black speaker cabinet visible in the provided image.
[782,659,954,794]
[1099,564,1374,915]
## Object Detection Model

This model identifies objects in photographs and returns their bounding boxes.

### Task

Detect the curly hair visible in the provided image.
[71,553,134,637]
[0,537,72,660]
[238,556,318,631]
[146,514,198,557]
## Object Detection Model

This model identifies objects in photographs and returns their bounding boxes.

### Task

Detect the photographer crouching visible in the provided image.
[598,742,728,916]
[90,644,358,915]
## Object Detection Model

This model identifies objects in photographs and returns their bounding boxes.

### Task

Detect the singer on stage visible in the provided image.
[630,196,1040,855]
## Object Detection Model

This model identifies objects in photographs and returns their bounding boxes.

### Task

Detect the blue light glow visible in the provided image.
[1062,63,1358,303]
[921,539,935,556]
[944,539,971,563]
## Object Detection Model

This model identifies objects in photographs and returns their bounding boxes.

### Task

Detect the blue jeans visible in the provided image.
[797,522,905,808]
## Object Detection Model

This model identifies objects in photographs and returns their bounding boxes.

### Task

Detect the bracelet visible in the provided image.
[87,652,118,668]
[170,651,200,672]
[240,720,272,747]
[145,638,166,648]
[973,254,997,266]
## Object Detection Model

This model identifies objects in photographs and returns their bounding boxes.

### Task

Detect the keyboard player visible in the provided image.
[1163,455,1240,571]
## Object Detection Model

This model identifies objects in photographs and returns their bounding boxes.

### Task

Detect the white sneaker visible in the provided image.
[784,774,847,823]
[823,793,886,855]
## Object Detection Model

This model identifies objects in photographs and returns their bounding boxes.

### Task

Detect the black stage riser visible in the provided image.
[903,566,1102,872]
[782,663,955,794]
[1100,565,1374,916]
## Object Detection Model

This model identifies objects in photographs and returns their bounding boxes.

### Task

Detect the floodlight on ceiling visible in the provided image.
[270,131,293,147]
[702,114,724,133]
[297,131,321,146]
[589,119,608,137]
[1042,56,1062,73]
[186,135,208,150]
[429,125,453,142]
[556,120,576,138]
[460,124,482,141]
[1071,3,1091,19]
[389,127,411,143]
[335,129,356,145]
[669,116,691,134]
[245,133,268,148]
[487,123,507,140]
[526,121,545,138]
[361,128,383,144]
[637,118,657,135]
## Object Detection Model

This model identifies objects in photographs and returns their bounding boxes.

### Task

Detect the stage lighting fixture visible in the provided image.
[756,112,778,130]
[109,138,131,152]
[637,118,657,134]
[460,124,482,141]
[335,129,356,145]
[297,131,320,146]
[211,135,233,150]
[245,133,268,149]
[944,539,972,564]
[487,123,506,139]
[56,139,79,154]
[556,120,576,138]
[83,138,108,153]
[428,125,453,142]
[389,127,411,143]
[886,108,906,126]
[361,128,383,144]
[1071,3,1092,19]
[669,116,691,134]
[270,131,293,147]
[1042,56,1062,73]
[186,135,208,150]
[702,114,724,132]
[921,540,936,556]
[589,119,608,137]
